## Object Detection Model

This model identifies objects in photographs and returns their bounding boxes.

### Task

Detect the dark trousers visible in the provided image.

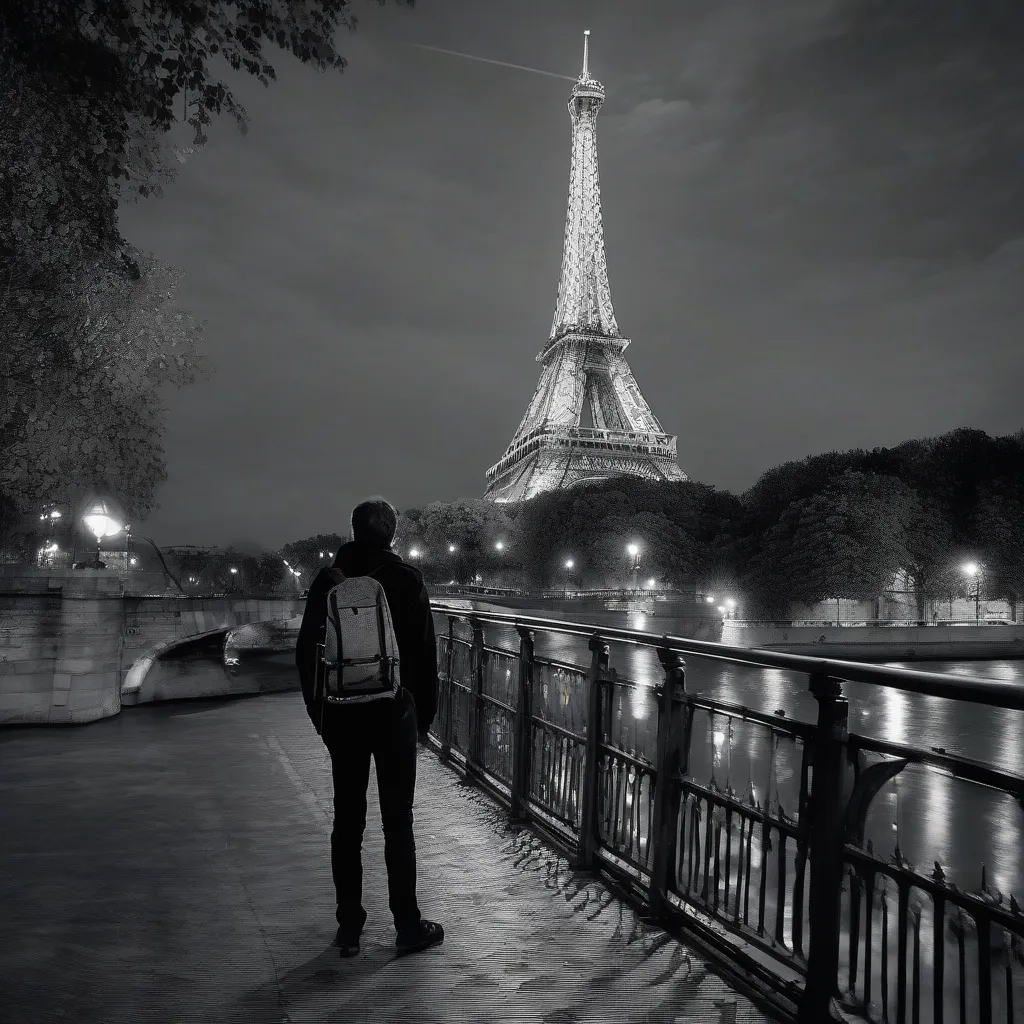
[323,687,422,936]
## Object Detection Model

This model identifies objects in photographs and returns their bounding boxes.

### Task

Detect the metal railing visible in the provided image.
[426,602,1024,1024]
[734,619,1019,629]
[428,583,699,601]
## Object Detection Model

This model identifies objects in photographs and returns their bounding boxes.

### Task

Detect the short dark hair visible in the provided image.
[351,498,398,548]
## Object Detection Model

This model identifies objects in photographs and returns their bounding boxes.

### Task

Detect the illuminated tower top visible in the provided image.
[549,29,619,342]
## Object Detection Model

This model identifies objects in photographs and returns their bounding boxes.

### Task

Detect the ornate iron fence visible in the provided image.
[428,604,1024,1024]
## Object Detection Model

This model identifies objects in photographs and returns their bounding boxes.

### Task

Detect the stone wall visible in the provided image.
[788,596,1015,623]
[0,585,304,726]
[721,621,1024,661]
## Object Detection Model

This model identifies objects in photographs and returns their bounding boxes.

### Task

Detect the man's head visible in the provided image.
[350,498,398,549]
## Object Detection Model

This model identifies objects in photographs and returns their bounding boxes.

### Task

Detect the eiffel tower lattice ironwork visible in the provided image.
[483,31,687,503]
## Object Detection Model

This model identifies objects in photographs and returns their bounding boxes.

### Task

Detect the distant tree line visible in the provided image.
[394,427,1024,619]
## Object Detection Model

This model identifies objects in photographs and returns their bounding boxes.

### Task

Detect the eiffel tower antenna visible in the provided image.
[483,32,687,503]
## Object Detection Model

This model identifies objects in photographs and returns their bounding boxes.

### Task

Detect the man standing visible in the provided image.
[295,498,444,958]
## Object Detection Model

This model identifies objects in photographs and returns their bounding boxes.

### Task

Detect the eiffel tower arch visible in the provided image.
[484,31,687,504]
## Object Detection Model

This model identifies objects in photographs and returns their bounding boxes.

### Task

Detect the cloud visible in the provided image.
[615,97,692,134]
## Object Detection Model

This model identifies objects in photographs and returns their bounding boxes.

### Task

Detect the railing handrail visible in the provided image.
[432,601,1024,709]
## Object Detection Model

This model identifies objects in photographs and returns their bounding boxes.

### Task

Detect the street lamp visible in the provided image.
[725,598,736,619]
[81,500,122,569]
[229,566,239,593]
[962,562,982,622]
[564,558,574,598]
[448,544,457,553]
[409,547,421,560]
[627,542,641,592]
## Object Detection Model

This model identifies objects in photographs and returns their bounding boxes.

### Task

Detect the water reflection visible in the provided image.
[880,685,908,745]
[920,767,953,864]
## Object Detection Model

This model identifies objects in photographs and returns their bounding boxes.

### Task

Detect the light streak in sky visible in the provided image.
[411,43,577,82]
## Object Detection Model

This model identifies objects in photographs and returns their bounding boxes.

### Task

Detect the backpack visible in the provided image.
[313,568,401,728]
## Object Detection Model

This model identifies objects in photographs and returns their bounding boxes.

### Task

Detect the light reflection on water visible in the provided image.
[469,618,1024,902]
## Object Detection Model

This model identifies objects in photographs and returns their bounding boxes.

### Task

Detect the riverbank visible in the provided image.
[443,598,1024,660]
[721,621,1024,661]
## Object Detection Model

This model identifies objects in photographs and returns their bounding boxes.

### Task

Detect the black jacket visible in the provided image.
[295,541,438,737]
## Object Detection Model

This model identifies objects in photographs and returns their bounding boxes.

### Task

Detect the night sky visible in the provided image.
[116,0,1024,550]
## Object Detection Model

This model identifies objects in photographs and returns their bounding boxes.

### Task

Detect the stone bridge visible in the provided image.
[0,571,304,725]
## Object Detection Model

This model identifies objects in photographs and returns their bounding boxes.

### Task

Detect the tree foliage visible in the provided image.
[280,532,348,580]
[0,245,210,518]
[2,0,416,274]
[973,480,1024,605]
[742,471,916,615]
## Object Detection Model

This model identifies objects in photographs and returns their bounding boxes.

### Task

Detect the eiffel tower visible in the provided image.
[483,31,687,504]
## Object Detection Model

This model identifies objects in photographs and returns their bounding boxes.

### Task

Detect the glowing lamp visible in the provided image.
[82,501,122,541]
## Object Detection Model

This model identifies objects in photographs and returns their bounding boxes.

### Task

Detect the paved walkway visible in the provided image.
[1,692,773,1023]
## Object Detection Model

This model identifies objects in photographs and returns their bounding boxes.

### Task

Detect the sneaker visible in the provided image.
[395,919,444,957]
[334,926,361,958]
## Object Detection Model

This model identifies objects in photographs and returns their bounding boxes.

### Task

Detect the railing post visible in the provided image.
[648,649,686,922]
[440,615,455,759]
[510,626,535,821]
[798,673,850,1024]
[469,618,486,776]
[572,634,609,871]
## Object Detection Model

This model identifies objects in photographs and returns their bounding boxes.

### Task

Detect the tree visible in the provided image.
[901,500,958,621]
[973,481,1024,620]
[417,499,515,583]
[254,552,288,595]
[2,0,416,523]
[0,246,210,519]
[743,471,916,617]
[280,533,347,581]
[393,511,422,559]
[2,0,417,276]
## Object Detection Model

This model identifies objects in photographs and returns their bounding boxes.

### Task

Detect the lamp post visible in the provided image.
[962,562,982,623]
[725,598,736,620]
[627,542,641,592]
[81,500,122,569]
[229,566,239,594]
[564,558,574,598]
